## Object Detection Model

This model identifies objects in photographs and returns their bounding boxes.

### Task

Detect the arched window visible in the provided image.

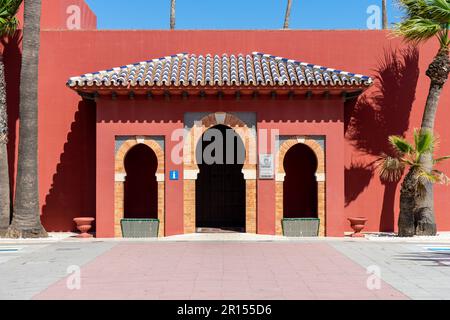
[124,144,158,219]
[283,143,318,218]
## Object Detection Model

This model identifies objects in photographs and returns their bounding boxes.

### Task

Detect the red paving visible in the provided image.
[35,243,407,300]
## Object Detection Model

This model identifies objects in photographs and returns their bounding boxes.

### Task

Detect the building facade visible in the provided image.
[3,1,450,237]
[68,53,371,237]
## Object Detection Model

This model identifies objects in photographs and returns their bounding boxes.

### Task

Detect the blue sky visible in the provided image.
[85,0,403,30]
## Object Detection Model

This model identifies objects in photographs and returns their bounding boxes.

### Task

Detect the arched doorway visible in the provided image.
[124,144,158,219]
[283,144,318,218]
[195,125,246,232]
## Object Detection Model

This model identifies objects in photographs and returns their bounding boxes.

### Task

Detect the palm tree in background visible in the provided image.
[283,0,293,29]
[382,0,388,29]
[6,0,47,238]
[378,130,450,236]
[170,0,176,30]
[393,0,450,236]
[0,0,22,237]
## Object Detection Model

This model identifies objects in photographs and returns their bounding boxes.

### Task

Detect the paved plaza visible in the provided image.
[1,235,450,300]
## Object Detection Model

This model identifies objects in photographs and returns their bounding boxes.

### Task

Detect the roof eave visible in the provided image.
[69,83,372,98]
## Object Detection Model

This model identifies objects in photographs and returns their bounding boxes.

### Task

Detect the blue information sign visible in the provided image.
[170,170,179,180]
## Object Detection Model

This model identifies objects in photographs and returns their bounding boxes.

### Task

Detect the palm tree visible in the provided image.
[6,0,47,238]
[170,0,175,30]
[394,0,450,235]
[0,0,22,237]
[377,130,450,236]
[283,0,293,29]
[382,0,388,29]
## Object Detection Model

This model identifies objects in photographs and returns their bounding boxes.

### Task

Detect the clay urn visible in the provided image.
[73,217,95,238]
[348,217,368,238]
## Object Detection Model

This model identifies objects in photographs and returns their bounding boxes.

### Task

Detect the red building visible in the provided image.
[3,1,450,237]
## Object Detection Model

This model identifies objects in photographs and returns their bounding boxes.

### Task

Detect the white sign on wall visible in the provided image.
[259,154,274,179]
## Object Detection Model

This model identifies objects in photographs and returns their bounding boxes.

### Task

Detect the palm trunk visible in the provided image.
[398,168,417,237]
[6,0,47,238]
[283,0,292,29]
[0,54,10,236]
[170,0,176,30]
[421,48,450,131]
[382,0,388,30]
[414,176,436,235]
[414,47,450,236]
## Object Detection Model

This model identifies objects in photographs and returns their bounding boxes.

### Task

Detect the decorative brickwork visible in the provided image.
[275,137,326,236]
[114,137,165,237]
[183,180,196,234]
[246,180,257,233]
[183,112,257,233]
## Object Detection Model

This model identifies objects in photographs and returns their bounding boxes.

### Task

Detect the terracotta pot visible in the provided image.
[348,217,368,238]
[73,217,95,238]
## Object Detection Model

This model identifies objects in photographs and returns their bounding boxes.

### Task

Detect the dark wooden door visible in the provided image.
[196,125,246,231]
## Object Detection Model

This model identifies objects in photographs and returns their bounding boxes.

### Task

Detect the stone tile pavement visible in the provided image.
[1,236,449,300]
[330,241,450,300]
[34,242,405,300]
[0,241,115,299]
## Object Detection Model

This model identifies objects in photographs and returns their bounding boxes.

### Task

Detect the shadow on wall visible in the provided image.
[3,31,22,216]
[344,161,374,207]
[41,100,96,231]
[97,97,343,124]
[345,46,419,232]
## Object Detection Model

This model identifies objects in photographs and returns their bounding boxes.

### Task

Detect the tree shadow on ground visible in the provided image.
[394,251,450,267]
[345,46,419,231]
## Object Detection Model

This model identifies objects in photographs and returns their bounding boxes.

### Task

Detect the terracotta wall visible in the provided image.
[2,10,450,234]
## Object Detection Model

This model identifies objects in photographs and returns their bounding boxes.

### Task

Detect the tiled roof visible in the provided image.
[67,52,372,90]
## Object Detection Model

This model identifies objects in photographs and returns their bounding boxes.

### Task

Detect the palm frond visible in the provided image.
[414,129,435,154]
[0,0,22,37]
[424,0,450,24]
[389,135,414,154]
[397,0,450,20]
[395,0,450,45]
[376,155,405,182]
[396,0,428,17]
[394,18,443,42]
[402,157,417,166]
[434,155,450,163]
[432,169,450,185]
[383,126,450,187]
[417,167,440,184]
[415,168,438,199]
